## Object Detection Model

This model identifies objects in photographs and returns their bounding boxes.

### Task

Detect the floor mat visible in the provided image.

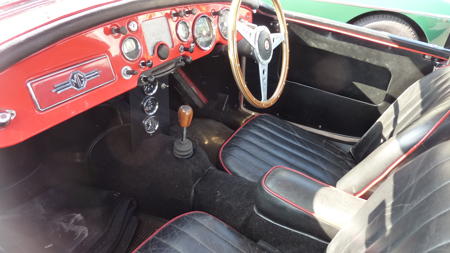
[0,185,137,253]
[127,213,167,252]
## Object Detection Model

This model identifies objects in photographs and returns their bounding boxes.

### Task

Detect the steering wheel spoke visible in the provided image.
[259,63,269,101]
[237,20,258,49]
[228,0,289,108]
[270,33,284,49]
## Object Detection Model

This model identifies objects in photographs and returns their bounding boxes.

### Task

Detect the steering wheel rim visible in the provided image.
[227,0,290,109]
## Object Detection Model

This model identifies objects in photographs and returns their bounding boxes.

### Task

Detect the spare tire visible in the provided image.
[353,14,419,41]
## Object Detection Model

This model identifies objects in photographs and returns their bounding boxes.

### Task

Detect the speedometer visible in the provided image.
[193,15,215,51]
[218,9,230,39]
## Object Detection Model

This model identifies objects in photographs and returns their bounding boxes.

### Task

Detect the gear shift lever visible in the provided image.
[173,105,194,158]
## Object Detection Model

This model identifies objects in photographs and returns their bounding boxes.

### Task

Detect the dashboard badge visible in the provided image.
[52,70,100,94]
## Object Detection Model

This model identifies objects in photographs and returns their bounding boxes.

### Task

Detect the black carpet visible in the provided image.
[87,125,213,218]
[170,118,233,167]
[194,169,257,231]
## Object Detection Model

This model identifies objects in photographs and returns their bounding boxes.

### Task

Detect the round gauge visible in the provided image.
[143,116,159,134]
[128,21,138,32]
[218,9,230,39]
[176,20,190,42]
[143,81,158,96]
[121,36,141,61]
[193,15,216,50]
[142,96,159,115]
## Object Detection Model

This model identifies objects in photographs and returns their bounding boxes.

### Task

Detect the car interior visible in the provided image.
[0,0,450,252]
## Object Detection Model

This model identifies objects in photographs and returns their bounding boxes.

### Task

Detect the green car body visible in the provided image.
[265,0,450,46]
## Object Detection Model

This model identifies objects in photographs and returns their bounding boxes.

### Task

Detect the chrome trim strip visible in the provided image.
[52,70,100,94]
[26,55,116,112]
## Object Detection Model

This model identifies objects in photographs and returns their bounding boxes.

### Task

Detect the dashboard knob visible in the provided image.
[140,60,153,68]
[111,26,128,35]
[125,69,138,76]
[188,43,195,53]
[171,10,186,18]
[0,109,16,128]
[140,75,156,84]
[185,8,198,15]
[157,44,170,60]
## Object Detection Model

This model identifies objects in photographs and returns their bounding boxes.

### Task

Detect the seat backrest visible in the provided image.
[351,67,450,162]
[337,67,450,195]
[327,141,450,252]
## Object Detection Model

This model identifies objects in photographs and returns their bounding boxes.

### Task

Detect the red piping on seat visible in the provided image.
[261,165,333,217]
[132,211,239,253]
[131,211,204,253]
[218,114,260,174]
[354,110,450,198]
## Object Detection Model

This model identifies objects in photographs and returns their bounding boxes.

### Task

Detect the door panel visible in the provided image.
[244,11,450,138]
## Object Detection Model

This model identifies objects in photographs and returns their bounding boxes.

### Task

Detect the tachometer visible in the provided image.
[193,15,215,51]
[121,36,141,61]
[218,9,230,39]
[176,20,190,42]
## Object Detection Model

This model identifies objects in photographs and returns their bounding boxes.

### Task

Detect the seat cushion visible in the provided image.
[219,114,355,184]
[133,211,266,253]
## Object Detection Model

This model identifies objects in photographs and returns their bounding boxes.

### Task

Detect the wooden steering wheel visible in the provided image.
[228,0,290,108]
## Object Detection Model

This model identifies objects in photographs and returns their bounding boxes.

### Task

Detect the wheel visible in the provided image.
[353,14,419,41]
[228,0,290,108]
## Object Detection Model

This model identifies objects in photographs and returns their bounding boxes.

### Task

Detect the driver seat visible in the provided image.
[220,67,450,195]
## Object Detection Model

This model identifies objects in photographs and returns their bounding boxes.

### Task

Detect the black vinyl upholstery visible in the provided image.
[328,141,450,252]
[219,114,354,184]
[255,166,365,240]
[133,211,266,253]
[220,67,450,192]
[135,141,450,253]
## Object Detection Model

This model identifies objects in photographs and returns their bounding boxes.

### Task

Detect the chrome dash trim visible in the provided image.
[26,55,116,112]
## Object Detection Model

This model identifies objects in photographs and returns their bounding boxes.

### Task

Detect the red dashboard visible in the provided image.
[0,3,253,148]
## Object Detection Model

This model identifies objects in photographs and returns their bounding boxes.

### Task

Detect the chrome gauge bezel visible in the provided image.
[121,36,142,61]
[143,81,159,96]
[193,14,216,51]
[142,116,159,134]
[218,8,230,40]
[176,20,190,42]
[142,96,159,115]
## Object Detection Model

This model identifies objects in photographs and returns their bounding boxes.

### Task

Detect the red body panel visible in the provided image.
[0,3,252,148]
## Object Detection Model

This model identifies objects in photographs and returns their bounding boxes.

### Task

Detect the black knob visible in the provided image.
[185,8,198,15]
[125,69,138,76]
[183,56,193,64]
[140,75,156,84]
[188,43,195,53]
[172,10,186,18]
[140,60,153,68]
[111,26,128,35]
[157,44,170,60]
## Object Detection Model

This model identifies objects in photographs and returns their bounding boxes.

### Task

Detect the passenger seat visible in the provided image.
[133,141,450,252]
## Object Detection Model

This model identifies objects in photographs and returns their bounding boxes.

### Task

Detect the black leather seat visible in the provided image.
[135,141,450,252]
[132,211,266,253]
[220,67,450,195]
